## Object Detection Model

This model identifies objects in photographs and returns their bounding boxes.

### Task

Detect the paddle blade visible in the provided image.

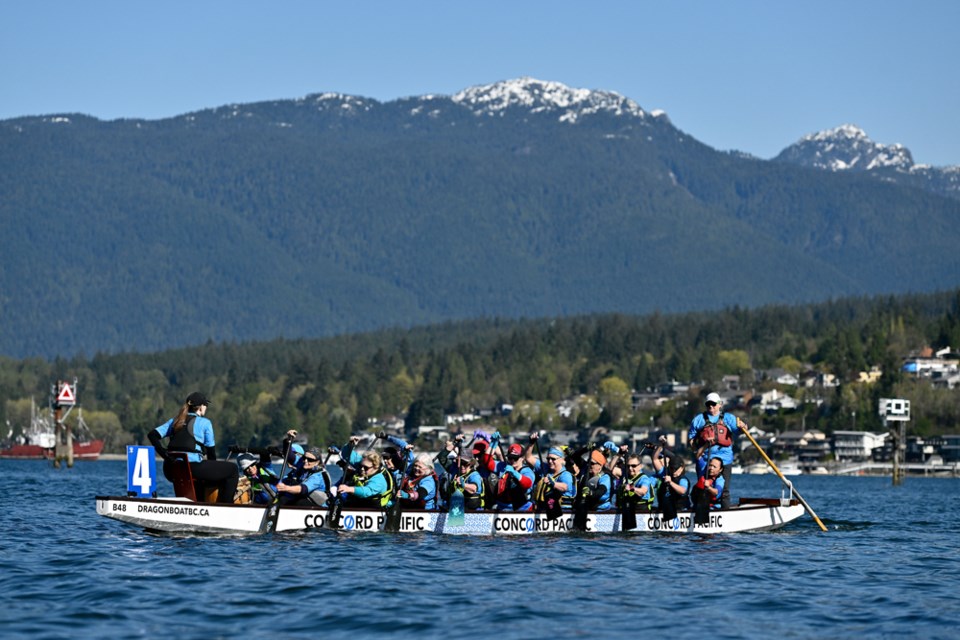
[573,501,588,531]
[621,506,637,531]
[384,500,401,532]
[326,499,342,529]
[448,489,465,526]
[545,496,563,521]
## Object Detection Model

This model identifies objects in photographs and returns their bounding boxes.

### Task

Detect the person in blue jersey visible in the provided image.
[691,456,725,525]
[579,449,615,511]
[398,453,439,510]
[337,435,369,481]
[687,392,744,508]
[445,448,486,510]
[148,391,238,503]
[337,450,394,508]
[236,451,280,504]
[619,453,657,513]
[379,432,416,483]
[492,443,535,512]
[652,438,691,519]
[528,438,576,512]
[277,446,330,506]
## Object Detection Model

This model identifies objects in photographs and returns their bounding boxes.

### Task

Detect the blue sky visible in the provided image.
[3,1,958,166]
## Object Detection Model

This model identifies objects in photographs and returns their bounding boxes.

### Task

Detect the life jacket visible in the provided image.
[656,475,692,512]
[699,412,733,447]
[450,472,486,510]
[691,476,722,509]
[533,471,576,509]
[249,467,279,504]
[496,466,533,511]
[350,467,395,508]
[400,471,440,509]
[580,472,613,510]
[618,472,655,512]
[167,415,203,456]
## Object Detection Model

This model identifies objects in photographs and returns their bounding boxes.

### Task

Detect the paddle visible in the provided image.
[447,477,465,527]
[262,438,292,534]
[325,446,351,529]
[383,488,403,533]
[443,435,479,527]
[739,425,828,532]
[572,450,592,531]
[620,456,637,532]
[383,442,402,533]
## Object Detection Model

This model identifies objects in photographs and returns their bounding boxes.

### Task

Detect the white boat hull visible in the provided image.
[96,496,806,536]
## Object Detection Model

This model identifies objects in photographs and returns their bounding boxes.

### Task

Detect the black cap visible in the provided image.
[185,391,211,407]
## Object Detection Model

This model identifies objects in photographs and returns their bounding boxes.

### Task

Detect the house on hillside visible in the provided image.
[902,346,960,378]
[752,389,797,413]
[832,431,888,461]
[759,368,799,386]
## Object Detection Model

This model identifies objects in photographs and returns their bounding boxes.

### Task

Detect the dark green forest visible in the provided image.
[3,290,959,454]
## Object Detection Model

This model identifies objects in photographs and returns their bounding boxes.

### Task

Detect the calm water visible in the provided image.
[2,460,958,639]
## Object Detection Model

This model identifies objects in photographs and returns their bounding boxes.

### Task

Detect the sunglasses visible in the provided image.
[303,457,319,463]
[507,455,521,461]
[361,464,375,471]
[706,401,718,407]
[459,460,472,465]
[627,463,641,469]
[547,457,560,462]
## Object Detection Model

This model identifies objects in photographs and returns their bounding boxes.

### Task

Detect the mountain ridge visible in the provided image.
[2,78,958,359]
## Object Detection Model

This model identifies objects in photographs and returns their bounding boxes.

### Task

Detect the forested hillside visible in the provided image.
[2,79,959,359]
[3,289,959,454]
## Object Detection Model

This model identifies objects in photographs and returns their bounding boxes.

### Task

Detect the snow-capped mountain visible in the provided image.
[451,77,654,123]
[776,124,913,171]
[775,124,960,201]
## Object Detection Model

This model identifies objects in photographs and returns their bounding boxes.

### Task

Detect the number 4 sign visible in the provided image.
[127,446,157,497]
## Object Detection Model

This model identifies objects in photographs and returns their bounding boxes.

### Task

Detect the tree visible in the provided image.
[597,376,631,425]
[717,349,752,375]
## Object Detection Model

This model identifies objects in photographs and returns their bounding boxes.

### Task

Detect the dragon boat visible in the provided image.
[95,445,814,536]
[95,494,805,536]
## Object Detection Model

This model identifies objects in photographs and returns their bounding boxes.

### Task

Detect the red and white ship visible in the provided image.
[1,402,104,460]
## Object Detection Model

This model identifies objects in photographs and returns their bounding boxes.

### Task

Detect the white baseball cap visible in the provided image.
[705,392,722,405]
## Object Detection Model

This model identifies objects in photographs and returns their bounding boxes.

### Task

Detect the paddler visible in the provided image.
[528,436,576,512]
[691,456,725,525]
[445,448,486,510]
[236,451,280,504]
[578,449,615,511]
[276,446,330,506]
[652,438,691,519]
[337,451,395,508]
[490,443,535,512]
[618,453,657,513]
[398,453,439,510]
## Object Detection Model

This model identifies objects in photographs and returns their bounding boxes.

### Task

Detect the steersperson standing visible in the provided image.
[148,391,238,503]
[687,392,745,509]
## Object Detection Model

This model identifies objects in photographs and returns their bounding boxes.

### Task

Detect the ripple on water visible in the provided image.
[4,463,960,639]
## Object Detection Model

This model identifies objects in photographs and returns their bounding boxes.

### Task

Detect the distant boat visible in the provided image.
[1,402,103,460]
[744,461,802,475]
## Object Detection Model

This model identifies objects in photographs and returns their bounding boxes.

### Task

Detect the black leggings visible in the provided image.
[164,460,239,504]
